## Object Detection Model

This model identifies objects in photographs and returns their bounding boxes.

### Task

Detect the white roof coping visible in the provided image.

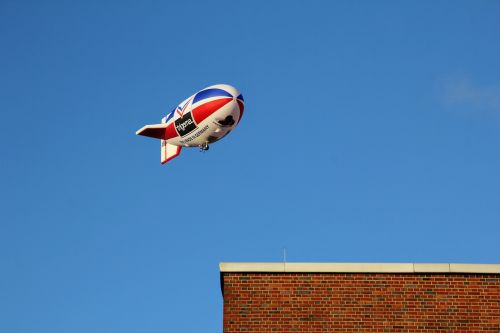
[219,262,500,274]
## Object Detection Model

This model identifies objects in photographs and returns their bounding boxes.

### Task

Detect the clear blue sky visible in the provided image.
[1,1,499,332]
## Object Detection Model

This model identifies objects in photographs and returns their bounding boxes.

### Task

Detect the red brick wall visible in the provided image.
[222,273,500,332]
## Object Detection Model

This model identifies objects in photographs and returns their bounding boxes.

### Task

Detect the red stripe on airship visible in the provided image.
[237,100,244,123]
[165,122,178,140]
[192,97,233,124]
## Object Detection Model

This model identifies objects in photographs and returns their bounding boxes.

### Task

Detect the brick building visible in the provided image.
[220,262,500,332]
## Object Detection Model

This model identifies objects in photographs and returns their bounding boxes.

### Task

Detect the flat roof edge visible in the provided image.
[219,262,500,274]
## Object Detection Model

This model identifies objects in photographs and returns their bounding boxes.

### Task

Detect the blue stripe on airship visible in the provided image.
[193,88,233,104]
[237,94,244,101]
[165,108,175,122]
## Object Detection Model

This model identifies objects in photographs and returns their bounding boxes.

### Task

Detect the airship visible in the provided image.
[136,84,244,164]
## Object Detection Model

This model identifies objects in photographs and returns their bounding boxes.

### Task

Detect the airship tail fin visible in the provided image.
[161,140,182,164]
[136,123,168,139]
